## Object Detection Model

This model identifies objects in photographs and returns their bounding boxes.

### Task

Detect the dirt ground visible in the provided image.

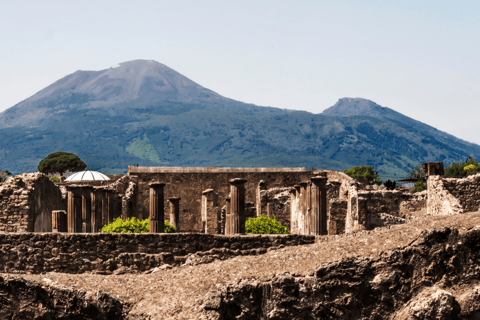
[13,211,480,319]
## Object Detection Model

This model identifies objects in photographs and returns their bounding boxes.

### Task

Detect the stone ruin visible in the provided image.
[1,163,479,236]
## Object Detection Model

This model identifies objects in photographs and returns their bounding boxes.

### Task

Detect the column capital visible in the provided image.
[229,178,247,184]
[168,197,181,202]
[311,176,328,188]
[202,188,215,194]
[149,182,166,188]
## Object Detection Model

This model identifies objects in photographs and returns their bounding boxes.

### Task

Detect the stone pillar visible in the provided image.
[168,197,181,231]
[91,189,104,233]
[224,197,231,235]
[81,187,92,233]
[149,182,165,233]
[101,190,109,227]
[52,210,67,233]
[67,189,82,233]
[298,182,308,235]
[266,203,273,217]
[289,188,297,234]
[226,178,247,234]
[311,176,328,235]
[107,191,115,224]
[256,180,267,217]
[305,182,312,235]
[202,189,220,234]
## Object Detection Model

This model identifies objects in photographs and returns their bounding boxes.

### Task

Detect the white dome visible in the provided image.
[65,170,110,181]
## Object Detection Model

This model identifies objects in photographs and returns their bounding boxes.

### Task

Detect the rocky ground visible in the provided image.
[3,212,480,319]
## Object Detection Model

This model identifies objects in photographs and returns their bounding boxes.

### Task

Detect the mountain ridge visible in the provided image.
[1,60,479,176]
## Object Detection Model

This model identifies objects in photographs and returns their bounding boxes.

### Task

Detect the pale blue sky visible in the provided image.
[1,1,479,144]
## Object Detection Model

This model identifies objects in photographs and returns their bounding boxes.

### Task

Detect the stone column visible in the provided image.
[107,191,115,224]
[67,189,82,233]
[91,189,104,233]
[52,210,67,233]
[266,203,273,218]
[305,182,312,235]
[149,182,165,233]
[298,182,308,235]
[168,197,181,231]
[256,180,267,217]
[202,189,220,234]
[311,176,328,235]
[226,178,247,234]
[81,187,92,233]
[100,190,109,227]
[224,197,231,235]
[289,188,297,234]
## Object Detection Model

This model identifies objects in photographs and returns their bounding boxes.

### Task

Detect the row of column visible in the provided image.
[66,186,117,233]
[289,175,328,235]
[62,183,181,233]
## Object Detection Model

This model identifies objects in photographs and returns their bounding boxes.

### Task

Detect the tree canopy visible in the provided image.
[37,152,87,175]
[344,165,382,185]
[444,157,480,178]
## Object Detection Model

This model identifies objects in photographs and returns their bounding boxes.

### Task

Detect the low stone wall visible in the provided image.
[428,174,480,215]
[0,233,315,274]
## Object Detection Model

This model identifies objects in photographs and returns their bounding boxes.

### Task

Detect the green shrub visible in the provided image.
[49,176,60,182]
[413,180,427,193]
[100,217,176,233]
[245,215,290,235]
[344,165,382,185]
[384,179,396,190]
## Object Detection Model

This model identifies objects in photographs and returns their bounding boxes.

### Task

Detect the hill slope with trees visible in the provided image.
[1,60,479,176]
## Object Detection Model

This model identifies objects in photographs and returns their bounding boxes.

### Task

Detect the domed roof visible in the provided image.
[65,170,110,181]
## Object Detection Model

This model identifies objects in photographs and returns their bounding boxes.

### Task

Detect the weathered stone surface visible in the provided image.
[0,233,314,274]
[202,227,480,319]
[0,275,127,319]
[0,173,65,232]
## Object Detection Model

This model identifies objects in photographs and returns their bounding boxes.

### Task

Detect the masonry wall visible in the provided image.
[0,232,315,274]
[427,173,480,215]
[129,167,313,232]
[0,173,66,233]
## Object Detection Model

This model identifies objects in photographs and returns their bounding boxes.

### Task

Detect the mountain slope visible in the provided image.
[1,60,479,177]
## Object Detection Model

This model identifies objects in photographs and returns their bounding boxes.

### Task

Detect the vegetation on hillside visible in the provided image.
[344,165,382,185]
[37,152,87,175]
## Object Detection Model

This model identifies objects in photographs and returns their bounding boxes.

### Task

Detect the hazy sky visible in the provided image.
[1,1,479,144]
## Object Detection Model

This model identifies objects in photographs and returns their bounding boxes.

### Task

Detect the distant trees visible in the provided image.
[37,152,87,175]
[444,157,480,177]
[344,165,382,185]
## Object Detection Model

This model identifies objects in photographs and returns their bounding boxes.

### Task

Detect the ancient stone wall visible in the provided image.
[427,173,480,215]
[0,233,315,274]
[0,173,66,232]
[357,190,429,230]
[128,167,312,232]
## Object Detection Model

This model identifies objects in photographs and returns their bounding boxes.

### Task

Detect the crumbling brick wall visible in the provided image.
[0,173,66,232]
[427,173,480,215]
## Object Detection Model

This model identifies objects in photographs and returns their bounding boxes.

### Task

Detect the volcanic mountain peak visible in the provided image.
[29,59,220,103]
[322,97,392,118]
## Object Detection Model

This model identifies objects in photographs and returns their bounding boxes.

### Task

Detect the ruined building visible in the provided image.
[1,163,479,236]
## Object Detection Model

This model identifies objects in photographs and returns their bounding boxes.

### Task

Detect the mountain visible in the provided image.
[1,60,479,178]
